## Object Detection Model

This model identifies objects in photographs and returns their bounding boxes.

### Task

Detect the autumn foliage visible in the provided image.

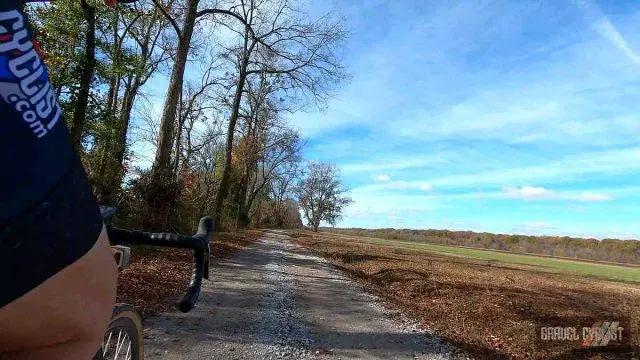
[326,228,640,265]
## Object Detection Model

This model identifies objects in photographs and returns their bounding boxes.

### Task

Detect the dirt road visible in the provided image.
[143,231,466,359]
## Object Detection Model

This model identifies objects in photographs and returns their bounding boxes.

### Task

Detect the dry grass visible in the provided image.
[116,230,263,317]
[289,230,640,359]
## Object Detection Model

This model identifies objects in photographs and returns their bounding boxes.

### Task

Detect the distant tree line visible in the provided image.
[27,0,350,232]
[326,228,640,265]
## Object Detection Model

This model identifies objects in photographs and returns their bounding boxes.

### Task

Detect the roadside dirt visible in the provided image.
[290,231,640,359]
[117,231,262,317]
[142,231,468,359]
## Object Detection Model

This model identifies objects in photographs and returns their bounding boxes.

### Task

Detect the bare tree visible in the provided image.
[176,120,225,230]
[296,162,352,232]
[269,160,302,228]
[239,124,302,228]
[145,0,255,190]
[173,61,221,177]
[227,71,298,228]
[209,0,348,231]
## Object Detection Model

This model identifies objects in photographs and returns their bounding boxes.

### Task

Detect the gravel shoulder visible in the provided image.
[143,231,467,359]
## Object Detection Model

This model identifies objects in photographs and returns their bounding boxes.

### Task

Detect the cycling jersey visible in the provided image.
[0,1,103,308]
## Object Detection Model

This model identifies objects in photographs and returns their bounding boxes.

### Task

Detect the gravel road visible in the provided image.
[143,231,468,359]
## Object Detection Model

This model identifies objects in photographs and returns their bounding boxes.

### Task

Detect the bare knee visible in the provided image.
[0,229,117,359]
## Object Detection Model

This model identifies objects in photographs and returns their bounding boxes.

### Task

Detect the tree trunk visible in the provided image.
[116,82,137,167]
[150,0,198,189]
[94,75,119,191]
[69,0,96,152]
[95,76,139,205]
[274,197,285,228]
[235,166,251,228]
[174,98,186,179]
[212,56,249,232]
[145,0,198,229]
[93,7,121,195]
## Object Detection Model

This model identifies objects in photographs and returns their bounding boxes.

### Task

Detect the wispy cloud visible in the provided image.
[342,155,450,173]
[389,181,433,192]
[373,174,391,182]
[503,186,613,202]
[348,146,640,192]
[298,0,640,237]
[355,180,434,193]
[575,0,640,65]
[345,192,442,215]
[426,147,640,189]
[592,18,640,65]
[567,192,613,202]
[503,186,555,200]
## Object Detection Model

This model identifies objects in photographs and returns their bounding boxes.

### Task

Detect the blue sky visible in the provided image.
[288,0,640,239]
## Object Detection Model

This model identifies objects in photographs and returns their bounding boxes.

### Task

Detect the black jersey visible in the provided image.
[0,1,103,308]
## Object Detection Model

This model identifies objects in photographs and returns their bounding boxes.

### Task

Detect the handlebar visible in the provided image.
[106,217,213,313]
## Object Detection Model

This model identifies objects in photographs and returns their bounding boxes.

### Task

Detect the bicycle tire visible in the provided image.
[93,304,144,360]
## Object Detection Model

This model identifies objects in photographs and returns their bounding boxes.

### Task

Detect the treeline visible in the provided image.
[28,0,348,232]
[326,228,640,265]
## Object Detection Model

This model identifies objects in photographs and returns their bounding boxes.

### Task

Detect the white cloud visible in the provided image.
[502,186,614,202]
[503,186,556,200]
[419,184,434,191]
[389,181,433,192]
[373,174,391,182]
[567,192,613,202]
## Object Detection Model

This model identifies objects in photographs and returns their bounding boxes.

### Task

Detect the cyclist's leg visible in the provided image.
[0,227,117,360]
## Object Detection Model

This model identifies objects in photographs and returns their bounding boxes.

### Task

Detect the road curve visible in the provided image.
[143,231,466,360]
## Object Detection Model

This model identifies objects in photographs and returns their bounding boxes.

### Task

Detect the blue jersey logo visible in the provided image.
[0,10,61,139]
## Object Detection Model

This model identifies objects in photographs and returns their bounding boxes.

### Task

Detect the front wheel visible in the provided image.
[93,304,143,360]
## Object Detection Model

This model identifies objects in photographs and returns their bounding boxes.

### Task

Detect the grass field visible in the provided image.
[289,230,640,359]
[326,233,640,283]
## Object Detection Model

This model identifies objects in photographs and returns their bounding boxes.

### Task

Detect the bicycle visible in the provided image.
[93,208,213,360]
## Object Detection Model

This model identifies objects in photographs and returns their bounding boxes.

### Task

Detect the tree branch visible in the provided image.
[151,0,182,38]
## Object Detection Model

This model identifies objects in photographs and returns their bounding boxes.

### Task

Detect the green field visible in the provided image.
[322,232,640,283]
